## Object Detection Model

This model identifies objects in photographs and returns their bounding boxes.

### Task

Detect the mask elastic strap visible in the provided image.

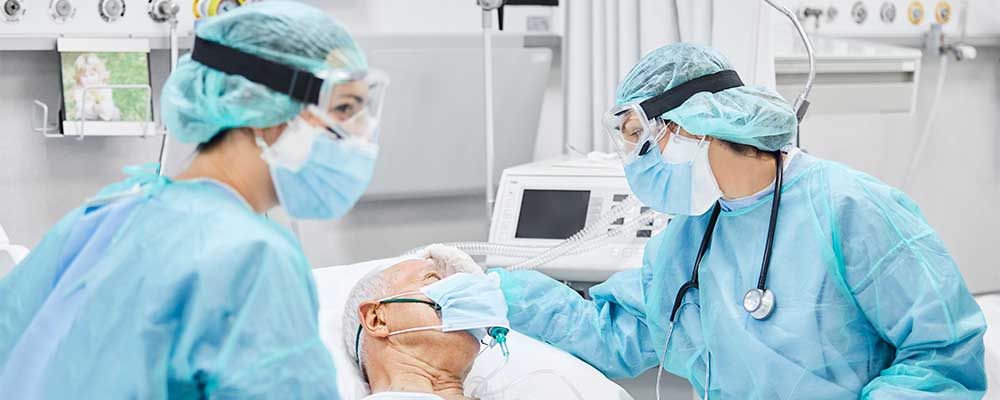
[687,134,710,167]
[378,291,423,301]
[254,135,269,151]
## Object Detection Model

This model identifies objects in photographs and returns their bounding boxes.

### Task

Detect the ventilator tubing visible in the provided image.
[410,196,656,271]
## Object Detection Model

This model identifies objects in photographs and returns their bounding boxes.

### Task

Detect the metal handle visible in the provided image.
[32,100,62,138]
[73,84,156,140]
[763,0,815,122]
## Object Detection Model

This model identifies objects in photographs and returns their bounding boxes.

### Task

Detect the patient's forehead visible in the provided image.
[381,259,441,293]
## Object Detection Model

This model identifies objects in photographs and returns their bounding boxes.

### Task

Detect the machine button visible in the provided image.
[2,0,24,22]
[880,2,897,23]
[49,0,75,23]
[611,217,625,225]
[935,1,951,24]
[908,1,925,25]
[98,0,126,22]
[613,194,629,202]
[636,230,652,238]
[851,1,868,24]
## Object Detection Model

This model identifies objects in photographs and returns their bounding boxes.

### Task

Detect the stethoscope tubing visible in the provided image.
[667,150,785,323]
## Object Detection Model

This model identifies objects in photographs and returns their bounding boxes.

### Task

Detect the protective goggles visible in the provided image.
[602,70,743,165]
[191,37,389,144]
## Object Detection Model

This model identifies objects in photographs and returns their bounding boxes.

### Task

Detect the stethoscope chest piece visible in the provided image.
[743,288,775,320]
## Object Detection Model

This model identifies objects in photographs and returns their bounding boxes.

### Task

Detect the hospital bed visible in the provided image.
[314,258,1000,400]
[313,258,633,400]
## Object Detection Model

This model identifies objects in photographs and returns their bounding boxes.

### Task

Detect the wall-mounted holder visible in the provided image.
[32,84,164,140]
[31,37,166,140]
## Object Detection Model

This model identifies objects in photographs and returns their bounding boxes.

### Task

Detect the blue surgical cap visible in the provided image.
[161,1,367,144]
[616,43,797,152]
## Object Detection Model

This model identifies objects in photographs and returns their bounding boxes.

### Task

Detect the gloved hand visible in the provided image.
[418,244,483,275]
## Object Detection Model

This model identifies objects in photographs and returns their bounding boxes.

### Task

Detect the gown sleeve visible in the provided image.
[163,236,341,399]
[493,243,662,379]
[833,172,987,399]
[0,209,82,364]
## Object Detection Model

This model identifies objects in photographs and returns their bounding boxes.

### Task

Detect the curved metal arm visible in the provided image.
[763,0,815,122]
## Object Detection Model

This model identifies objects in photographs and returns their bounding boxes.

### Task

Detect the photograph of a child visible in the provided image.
[60,52,151,123]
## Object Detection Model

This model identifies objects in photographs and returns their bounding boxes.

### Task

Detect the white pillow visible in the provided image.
[313,260,633,400]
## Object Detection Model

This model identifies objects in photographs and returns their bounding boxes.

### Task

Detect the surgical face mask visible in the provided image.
[258,114,378,220]
[623,127,723,216]
[380,273,510,339]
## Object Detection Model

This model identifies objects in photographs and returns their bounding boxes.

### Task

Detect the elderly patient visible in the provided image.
[343,246,503,400]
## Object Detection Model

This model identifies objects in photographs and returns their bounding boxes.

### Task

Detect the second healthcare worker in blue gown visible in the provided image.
[492,43,987,399]
[0,2,388,398]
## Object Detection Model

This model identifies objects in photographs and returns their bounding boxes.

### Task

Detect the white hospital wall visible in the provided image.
[799,47,1000,294]
[0,3,994,284]
[0,0,562,265]
[0,50,177,251]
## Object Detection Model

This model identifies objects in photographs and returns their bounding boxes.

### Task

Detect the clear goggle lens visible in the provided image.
[602,102,667,165]
[312,69,390,145]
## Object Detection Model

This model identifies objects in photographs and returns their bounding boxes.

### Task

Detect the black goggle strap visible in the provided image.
[635,70,743,157]
[638,70,744,121]
[191,36,325,105]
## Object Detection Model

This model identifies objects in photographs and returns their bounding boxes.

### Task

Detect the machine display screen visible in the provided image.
[515,190,590,239]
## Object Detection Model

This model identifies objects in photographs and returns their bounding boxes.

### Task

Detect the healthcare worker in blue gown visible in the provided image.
[492,43,987,399]
[0,2,390,398]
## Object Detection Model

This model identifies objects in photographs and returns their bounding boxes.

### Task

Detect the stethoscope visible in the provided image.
[668,149,784,323]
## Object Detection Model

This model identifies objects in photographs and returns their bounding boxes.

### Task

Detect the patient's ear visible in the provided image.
[360,301,390,338]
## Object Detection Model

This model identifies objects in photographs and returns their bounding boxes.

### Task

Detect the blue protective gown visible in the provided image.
[0,170,340,398]
[496,153,987,399]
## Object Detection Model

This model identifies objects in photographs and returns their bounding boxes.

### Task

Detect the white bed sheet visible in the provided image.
[313,258,633,400]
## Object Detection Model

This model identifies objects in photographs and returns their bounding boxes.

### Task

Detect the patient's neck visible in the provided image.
[366,345,472,400]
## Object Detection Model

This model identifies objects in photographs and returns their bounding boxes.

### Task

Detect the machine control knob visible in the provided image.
[880,2,897,23]
[908,1,926,25]
[215,0,241,15]
[49,0,75,23]
[851,1,868,24]
[98,0,125,22]
[148,0,179,22]
[2,0,25,22]
[935,1,952,24]
[826,6,838,22]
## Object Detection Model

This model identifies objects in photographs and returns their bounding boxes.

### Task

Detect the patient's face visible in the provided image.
[363,259,481,375]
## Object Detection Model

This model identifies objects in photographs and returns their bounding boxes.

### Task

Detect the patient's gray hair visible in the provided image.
[343,265,394,370]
